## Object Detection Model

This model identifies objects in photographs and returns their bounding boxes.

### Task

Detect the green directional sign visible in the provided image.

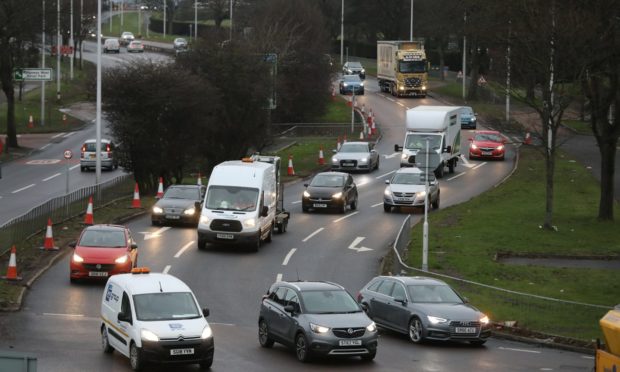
[13,68,53,82]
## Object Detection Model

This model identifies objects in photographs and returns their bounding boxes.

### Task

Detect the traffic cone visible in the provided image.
[337,136,341,151]
[131,183,141,208]
[287,155,295,176]
[318,146,325,165]
[2,246,21,281]
[62,114,67,125]
[360,131,364,140]
[524,132,532,145]
[156,177,164,199]
[84,196,94,225]
[197,172,202,186]
[40,218,59,251]
[28,115,34,128]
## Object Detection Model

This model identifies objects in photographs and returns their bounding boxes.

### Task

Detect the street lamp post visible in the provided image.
[351,88,355,134]
[41,0,46,126]
[422,139,429,271]
[70,0,74,80]
[410,0,413,41]
[229,0,233,41]
[194,0,198,40]
[462,12,467,100]
[163,0,166,38]
[96,0,102,184]
[56,0,61,102]
[340,0,344,66]
[120,0,124,28]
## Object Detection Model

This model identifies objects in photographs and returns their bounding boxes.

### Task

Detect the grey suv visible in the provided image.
[258,281,378,363]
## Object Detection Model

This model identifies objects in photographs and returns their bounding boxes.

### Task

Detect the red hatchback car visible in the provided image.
[69,224,138,283]
[468,130,506,160]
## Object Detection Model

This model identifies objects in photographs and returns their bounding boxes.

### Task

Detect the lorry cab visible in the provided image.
[100,268,214,371]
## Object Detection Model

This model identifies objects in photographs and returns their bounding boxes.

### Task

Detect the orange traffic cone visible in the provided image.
[318,146,325,165]
[287,155,295,176]
[84,196,94,225]
[131,183,141,208]
[2,246,21,281]
[40,218,59,251]
[28,115,34,128]
[197,172,202,186]
[156,177,164,199]
[524,132,532,145]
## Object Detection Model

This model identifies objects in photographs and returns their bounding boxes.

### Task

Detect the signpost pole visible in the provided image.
[351,88,355,133]
[41,0,46,126]
[422,139,429,271]
[64,149,72,215]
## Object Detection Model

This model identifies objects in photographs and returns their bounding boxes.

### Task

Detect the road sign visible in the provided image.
[63,150,72,160]
[13,68,53,82]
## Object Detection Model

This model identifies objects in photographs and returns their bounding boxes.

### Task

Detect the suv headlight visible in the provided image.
[366,322,377,332]
[152,206,163,214]
[183,207,196,215]
[415,191,427,200]
[310,323,330,334]
[201,325,213,339]
[141,329,159,342]
[427,315,448,324]
[384,187,391,196]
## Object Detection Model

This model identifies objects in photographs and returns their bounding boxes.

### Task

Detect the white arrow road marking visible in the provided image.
[282,248,297,266]
[43,173,62,182]
[348,237,373,252]
[333,211,359,223]
[376,170,395,179]
[174,241,194,258]
[460,154,475,168]
[473,162,487,170]
[302,228,324,242]
[12,184,35,193]
[140,226,171,240]
[383,153,400,159]
[498,346,540,354]
[163,265,171,274]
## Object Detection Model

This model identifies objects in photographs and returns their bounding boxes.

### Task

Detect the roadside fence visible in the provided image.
[0,174,134,255]
[390,215,612,340]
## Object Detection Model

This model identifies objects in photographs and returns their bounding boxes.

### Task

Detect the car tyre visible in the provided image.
[265,223,273,243]
[80,166,86,172]
[302,206,309,213]
[199,358,213,370]
[250,237,260,253]
[350,196,358,210]
[432,194,440,210]
[408,317,425,344]
[436,165,444,178]
[375,158,380,171]
[448,160,455,173]
[340,202,347,214]
[295,333,312,363]
[130,342,144,371]
[197,239,206,251]
[383,204,391,213]
[360,351,376,362]
[470,340,487,346]
[101,327,113,354]
[258,319,275,348]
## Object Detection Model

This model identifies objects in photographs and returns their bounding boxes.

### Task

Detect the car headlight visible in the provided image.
[303,190,310,198]
[199,215,210,225]
[470,144,478,150]
[310,323,330,334]
[152,206,163,214]
[415,191,426,200]
[497,145,504,151]
[401,153,408,160]
[343,83,348,87]
[480,315,490,325]
[332,157,338,163]
[360,82,364,87]
[422,85,427,90]
[141,329,159,342]
[183,207,196,215]
[384,187,391,196]
[115,255,129,264]
[361,68,365,73]
[399,85,405,90]
[332,192,343,199]
[243,218,256,228]
[366,322,377,332]
[72,253,84,263]
[201,325,213,339]
[427,315,448,324]
[360,157,368,163]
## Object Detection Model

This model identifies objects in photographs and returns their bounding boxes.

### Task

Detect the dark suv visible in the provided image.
[258,281,378,363]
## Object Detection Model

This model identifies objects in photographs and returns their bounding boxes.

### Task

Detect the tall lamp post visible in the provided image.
[340,0,344,66]
[41,0,46,126]
[462,12,467,100]
[229,0,233,41]
[194,0,198,40]
[96,0,102,184]
[163,0,166,38]
[70,0,74,80]
[410,0,413,41]
[56,0,61,102]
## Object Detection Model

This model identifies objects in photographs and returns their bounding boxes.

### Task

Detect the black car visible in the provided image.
[302,172,358,213]
[258,281,378,363]
[151,185,206,226]
[339,75,364,95]
[357,276,491,345]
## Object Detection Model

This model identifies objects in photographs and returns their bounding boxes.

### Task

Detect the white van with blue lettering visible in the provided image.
[100,268,214,371]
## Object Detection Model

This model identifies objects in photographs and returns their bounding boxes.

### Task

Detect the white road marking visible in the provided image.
[210,322,236,326]
[69,164,80,170]
[12,184,35,193]
[43,173,62,182]
[511,136,520,143]
[140,226,171,240]
[39,144,51,150]
[386,97,396,102]
[383,153,400,159]
[51,132,66,138]
[43,313,84,317]
[447,172,466,181]
[376,170,395,179]
[163,265,171,274]
[498,346,541,354]
[276,273,283,282]
[333,211,359,223]
[174,241,194,258]
[26,159,61,165]
[540,368,553,371]
[302,228,324,242]
[348,237,373,252]
[581,356,595,360]
[291,201,301,204]
[473,162,487,170]
[357,180,369,187]
[62,132,75,138]
[371,202,383,208]
[282,248,297,266]
[397,102,406,107]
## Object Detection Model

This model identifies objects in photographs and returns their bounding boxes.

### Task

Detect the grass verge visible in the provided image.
[562,119,592,135]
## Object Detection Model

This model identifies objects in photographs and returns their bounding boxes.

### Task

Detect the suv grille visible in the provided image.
[210,219,242,232]
[332,327,365,338]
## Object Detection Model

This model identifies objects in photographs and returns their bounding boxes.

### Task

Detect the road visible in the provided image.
[0,76,595,371]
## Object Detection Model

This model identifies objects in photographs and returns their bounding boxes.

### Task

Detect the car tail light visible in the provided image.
[81,144,86,153]
[105,144,111,154]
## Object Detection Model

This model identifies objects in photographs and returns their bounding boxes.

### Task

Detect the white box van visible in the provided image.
[100,268,214,371]
[197,157,277,252]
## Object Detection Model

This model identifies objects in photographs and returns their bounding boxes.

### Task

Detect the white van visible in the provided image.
[197,157,277,252]
[100,268,214,371]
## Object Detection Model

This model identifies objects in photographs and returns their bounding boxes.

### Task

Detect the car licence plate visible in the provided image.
[394,197,412,201]
[342,162,354,167]
[482,151,492,156]
[89,154,96,158]
[454,327,477,334]
[166,215,180,220]
[88,271,108,277]
[170,348,194,356]
[313,203,327,208]
[339,339,362,346]
[216,233,234,240]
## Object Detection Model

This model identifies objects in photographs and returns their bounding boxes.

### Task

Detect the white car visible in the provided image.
[80,138,118,171]
[103,38,120,53]
[120,31,135,46]
[383,167,440,212]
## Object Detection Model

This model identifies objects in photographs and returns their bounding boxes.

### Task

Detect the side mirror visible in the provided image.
[261,206,269,217]
[283,305,295,314]
[394,296,407,305]
[69,241,77,248]
[370,149,377,153]
[445,145,452,153]
[332,149,337,153]
[117,312,132,324]
[394,144,402,152]
[202,308,210,317]
[385,180,390,184]
[131,243,138,249]
[303,183,309,187]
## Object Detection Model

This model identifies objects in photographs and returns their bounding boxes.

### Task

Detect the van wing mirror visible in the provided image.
[445,145,452,153]
[394,144,403,152]
[69,241,77,248]
[202,308,210,317]
[261,206,269,217]
[117,312,132,324]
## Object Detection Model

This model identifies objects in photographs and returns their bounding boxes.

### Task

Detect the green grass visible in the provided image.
[563,119,592,135]
[266,138,336,182]
[404,146,620,340]
[312,97,357,123]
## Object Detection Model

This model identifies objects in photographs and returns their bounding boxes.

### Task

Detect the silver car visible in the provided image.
[258,281,378,362]
[343,61,365,79]
[331,141,379,173]
[357,276,491,345]
[152,185,206,226]
[80,139,118,171]
[383,167,440,212]
[120,31,134,46]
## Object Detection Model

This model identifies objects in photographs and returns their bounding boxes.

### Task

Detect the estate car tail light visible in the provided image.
[105,144,111,153]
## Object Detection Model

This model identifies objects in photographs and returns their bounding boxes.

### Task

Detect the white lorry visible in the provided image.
[197,155,289,252]
[377,40,428,97]
[395,106,462,178]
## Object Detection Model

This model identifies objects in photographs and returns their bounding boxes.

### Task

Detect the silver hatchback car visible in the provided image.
[258,281,378,362]
[331,141,379,173]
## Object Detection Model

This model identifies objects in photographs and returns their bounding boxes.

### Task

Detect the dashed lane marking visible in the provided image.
[371,202,383,208]
[472,162,487,170]
[302,228,324,242]
[62,132,75,138]
[12,184,36,193]
[282,248,297,266]
[276,273,283,282]
[174,241,194,258]
[51,132,66,138]
[163,265,171,274]
[69,164,80,170]
[43,173,62,182]
[397,102,406,107]
[376,170,395,179]
[447,173,466,181]
[333,211,359,223]
[43,313,84,317]
[39,144,51,150]
[498,346,541,354]
[291,201,301,204]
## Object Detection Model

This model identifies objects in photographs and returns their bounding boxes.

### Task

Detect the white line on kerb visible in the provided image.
[39,144,51,150]
[174,241,194,258]
[62,132,75,138]
[302,228,324,242]
[371,202,383,208]
[43,313,84,317]
[333,211,359,223]
[51,132,66,138]
[69,164,80,170]
[376,170,395,179]
[276,273,283,282]
[12,184,35,193]
[498,346,541,354]
[43,173,61,182]
[282,248,297,266]
[163,265,171,274]
[447,172,466,181]
[473,162,487,170]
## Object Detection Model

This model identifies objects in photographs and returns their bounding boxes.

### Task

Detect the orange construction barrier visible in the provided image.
[84,196,94,225]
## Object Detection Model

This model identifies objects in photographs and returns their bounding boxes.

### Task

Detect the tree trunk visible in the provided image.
[467,41,480,101]
[0,51,18,149]
[438,40,445,81]
[597,137,616,220]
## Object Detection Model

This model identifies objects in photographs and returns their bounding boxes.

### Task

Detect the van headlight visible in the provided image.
[243,218,256,228]
[401,153,408,160]
[152,206,163,214]
[199,215,210,225]
[201,325,213,339]
[141,329,159,342]
[366,322,377,332]
[183,207,196,215]
[310,323,330,334]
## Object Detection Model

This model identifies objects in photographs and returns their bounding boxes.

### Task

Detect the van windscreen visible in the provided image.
[134,292,200,321]
[206,186,259,211]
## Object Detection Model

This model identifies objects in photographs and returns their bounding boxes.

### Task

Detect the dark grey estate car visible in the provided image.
[151,185,206,226]
[258,281,378,363]
[357,276,491,345]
